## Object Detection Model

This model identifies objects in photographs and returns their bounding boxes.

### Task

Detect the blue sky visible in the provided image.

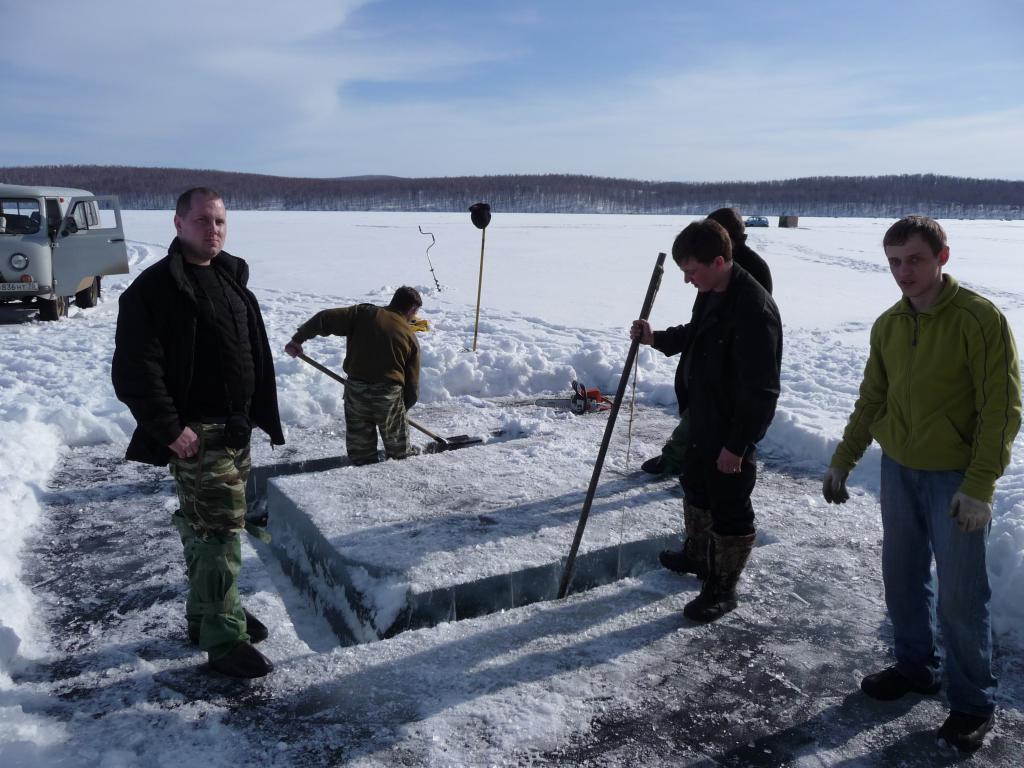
[2,0,1022,181]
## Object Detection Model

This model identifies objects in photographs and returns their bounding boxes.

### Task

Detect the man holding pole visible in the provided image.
[631,219,782,622]
[285,287,422,465]
[640,206,772,477]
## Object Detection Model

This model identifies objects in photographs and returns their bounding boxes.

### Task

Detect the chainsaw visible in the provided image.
[569,380,614,414]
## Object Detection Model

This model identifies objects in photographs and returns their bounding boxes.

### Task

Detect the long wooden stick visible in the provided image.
[297,352,447,445]
[472,227,486,352]
[558,252,667,599]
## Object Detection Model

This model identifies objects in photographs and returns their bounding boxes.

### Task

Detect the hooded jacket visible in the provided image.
[111,239,285,465]
[831,275,1020,501]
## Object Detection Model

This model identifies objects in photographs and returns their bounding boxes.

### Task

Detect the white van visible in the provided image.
[0,183,130,320]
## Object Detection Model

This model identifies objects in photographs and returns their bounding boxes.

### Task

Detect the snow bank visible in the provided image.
[0,420,68,761]
[0,421,60,666]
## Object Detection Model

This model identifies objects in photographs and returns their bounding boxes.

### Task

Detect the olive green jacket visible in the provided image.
[831,275,1021,501]
[293,304,420,408]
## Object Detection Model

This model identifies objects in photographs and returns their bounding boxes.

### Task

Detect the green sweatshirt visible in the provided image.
[831,274,1021,501]
[293,304,420,408]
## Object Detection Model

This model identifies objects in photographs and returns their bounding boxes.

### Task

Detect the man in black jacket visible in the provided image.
[640,207,772,478]
[631,219,782,622]
[112,188,285,678]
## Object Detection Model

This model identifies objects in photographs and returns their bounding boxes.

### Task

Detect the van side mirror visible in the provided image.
[62,217,79,236]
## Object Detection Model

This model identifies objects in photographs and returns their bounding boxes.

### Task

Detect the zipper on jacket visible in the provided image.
[904,313,919,455]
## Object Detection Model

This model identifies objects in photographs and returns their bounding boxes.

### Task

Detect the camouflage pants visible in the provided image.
[658,410,691,475]
[344,379,411,465]
[168,423,251,659]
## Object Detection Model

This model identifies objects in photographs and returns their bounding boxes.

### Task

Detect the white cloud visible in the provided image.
[262,56,1023,181]
[3,8,1022,181]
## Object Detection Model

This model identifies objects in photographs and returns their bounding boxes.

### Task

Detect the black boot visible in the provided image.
[683,531,756,623]
[937,710,995,754]
[188,608,269,645]
[242,610,269,644]
[861,665,940,700]
[641,456,665,474]
[208,641,274,679]
[659,503,712,578]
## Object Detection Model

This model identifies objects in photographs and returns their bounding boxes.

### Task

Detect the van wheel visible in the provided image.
[74,278,100,308]
[39,295,68,321]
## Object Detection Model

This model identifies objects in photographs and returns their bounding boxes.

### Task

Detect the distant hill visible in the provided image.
[1,165,1021,219]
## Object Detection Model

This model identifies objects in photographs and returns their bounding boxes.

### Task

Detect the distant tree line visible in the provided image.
[1,165,1021,219]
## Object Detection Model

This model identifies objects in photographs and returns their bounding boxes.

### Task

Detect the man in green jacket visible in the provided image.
[822,216,1021,754]
[285,287,422,465]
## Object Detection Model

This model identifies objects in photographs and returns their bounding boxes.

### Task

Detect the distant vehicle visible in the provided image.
[745,216,770,228]
[0,183,129,320]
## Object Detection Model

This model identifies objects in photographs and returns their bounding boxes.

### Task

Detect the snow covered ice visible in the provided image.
[1,212,1023,765]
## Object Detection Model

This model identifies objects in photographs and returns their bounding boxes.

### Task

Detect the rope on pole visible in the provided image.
[557,252,667,599]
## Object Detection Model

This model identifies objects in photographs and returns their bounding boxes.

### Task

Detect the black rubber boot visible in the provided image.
[659,503,712,578]
[683,531,756,623]
[641,456,664,474]
[208,641,274,679]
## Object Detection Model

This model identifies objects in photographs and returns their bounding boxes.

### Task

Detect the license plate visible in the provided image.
[0,282,37,292]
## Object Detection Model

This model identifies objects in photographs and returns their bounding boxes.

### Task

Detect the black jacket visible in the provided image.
[111,240,285,465]
[733,238,773,295]
[652,265,782,459]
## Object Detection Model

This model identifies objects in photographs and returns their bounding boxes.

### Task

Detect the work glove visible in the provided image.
[822,467,850,504]
[948,492,992,533]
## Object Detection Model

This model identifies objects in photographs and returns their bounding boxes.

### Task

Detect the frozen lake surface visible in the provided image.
[2,212,1023,765]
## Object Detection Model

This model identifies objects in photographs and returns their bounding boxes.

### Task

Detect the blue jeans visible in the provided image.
[879,455,996,716]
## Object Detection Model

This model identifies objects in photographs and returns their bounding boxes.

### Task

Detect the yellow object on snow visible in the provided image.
[410,317,430,333]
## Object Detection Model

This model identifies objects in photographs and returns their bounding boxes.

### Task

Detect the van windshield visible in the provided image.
[0,198,41,235]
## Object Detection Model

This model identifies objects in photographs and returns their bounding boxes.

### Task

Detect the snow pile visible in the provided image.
[0,421,60,666]
[0,420,66,762]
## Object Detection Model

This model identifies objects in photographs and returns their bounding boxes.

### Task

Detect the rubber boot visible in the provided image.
[659,503,712,578]
[209,641,274,679]
[683,531,756,623]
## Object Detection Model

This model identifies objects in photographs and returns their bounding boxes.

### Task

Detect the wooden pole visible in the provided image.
[472,227,486,351]
[558,252,667,599]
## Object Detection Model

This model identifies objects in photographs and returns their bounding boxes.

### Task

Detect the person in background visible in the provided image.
[112,187,284,679]
[632,218,781,622]
[285,287,422,465]
[823,215,1020,754]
